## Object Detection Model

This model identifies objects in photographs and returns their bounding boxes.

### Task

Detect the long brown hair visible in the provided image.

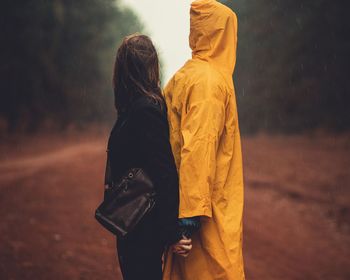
[113,34,163,112]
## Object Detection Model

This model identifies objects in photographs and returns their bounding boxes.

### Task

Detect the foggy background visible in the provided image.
[121,0,193,83]
[1,0,348,134]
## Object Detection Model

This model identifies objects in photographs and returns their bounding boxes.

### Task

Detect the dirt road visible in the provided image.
[0,131,349,279]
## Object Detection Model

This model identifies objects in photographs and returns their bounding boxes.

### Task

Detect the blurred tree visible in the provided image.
[222,0,349,133]
[0,0,142,131]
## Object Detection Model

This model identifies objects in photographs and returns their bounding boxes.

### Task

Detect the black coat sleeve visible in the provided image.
[127,101,181,245]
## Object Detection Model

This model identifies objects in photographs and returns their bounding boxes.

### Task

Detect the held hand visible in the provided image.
[172,237,192,258]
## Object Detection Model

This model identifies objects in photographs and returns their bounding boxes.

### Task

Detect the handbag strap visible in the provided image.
[104,113,128,189]
[104,150,113,189]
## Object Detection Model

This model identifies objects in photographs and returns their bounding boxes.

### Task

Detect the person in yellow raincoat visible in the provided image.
[163,0,245,279]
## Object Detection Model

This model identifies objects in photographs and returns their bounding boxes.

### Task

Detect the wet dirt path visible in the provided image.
[0,133,349,279]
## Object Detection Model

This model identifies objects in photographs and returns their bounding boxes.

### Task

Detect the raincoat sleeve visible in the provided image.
[178,83,226,218]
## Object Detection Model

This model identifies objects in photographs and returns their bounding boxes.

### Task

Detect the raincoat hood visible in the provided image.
[190,0,238,74]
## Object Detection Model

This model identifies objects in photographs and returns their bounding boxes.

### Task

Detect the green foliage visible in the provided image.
[0,0,142,131]
[222,0,349,133]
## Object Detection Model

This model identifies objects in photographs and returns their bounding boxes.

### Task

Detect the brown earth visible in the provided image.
[0,129,349,280]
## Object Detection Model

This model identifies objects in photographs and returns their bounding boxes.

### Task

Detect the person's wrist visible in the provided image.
[171,228,184,245]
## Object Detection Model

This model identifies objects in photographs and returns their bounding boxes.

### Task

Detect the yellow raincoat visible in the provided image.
[163,0,245,279]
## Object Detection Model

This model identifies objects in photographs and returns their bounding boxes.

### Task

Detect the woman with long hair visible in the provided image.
[107,34,192,280]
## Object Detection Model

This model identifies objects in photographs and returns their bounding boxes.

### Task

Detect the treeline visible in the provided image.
[0,0,142,132]
[224,0,349,133]
[1,1,348,134]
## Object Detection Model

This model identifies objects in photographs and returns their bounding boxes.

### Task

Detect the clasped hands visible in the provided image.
[171,236,192,257]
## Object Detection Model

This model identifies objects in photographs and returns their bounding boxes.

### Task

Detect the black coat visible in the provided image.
[107,95,180,245]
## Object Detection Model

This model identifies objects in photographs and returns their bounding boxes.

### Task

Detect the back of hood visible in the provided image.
[190,0,238,74]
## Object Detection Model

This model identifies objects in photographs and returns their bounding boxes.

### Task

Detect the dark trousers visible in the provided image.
[116,211,165,280]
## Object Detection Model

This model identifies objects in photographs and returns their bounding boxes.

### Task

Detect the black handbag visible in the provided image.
[95,151,156,237]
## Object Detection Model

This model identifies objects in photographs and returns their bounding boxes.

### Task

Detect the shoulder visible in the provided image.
[131,95,164,112]
[186,62,227,101]
[179,60,223,87]
[129,95,167,123]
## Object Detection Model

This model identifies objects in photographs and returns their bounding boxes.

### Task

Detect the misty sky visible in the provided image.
[120,0,193,83]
